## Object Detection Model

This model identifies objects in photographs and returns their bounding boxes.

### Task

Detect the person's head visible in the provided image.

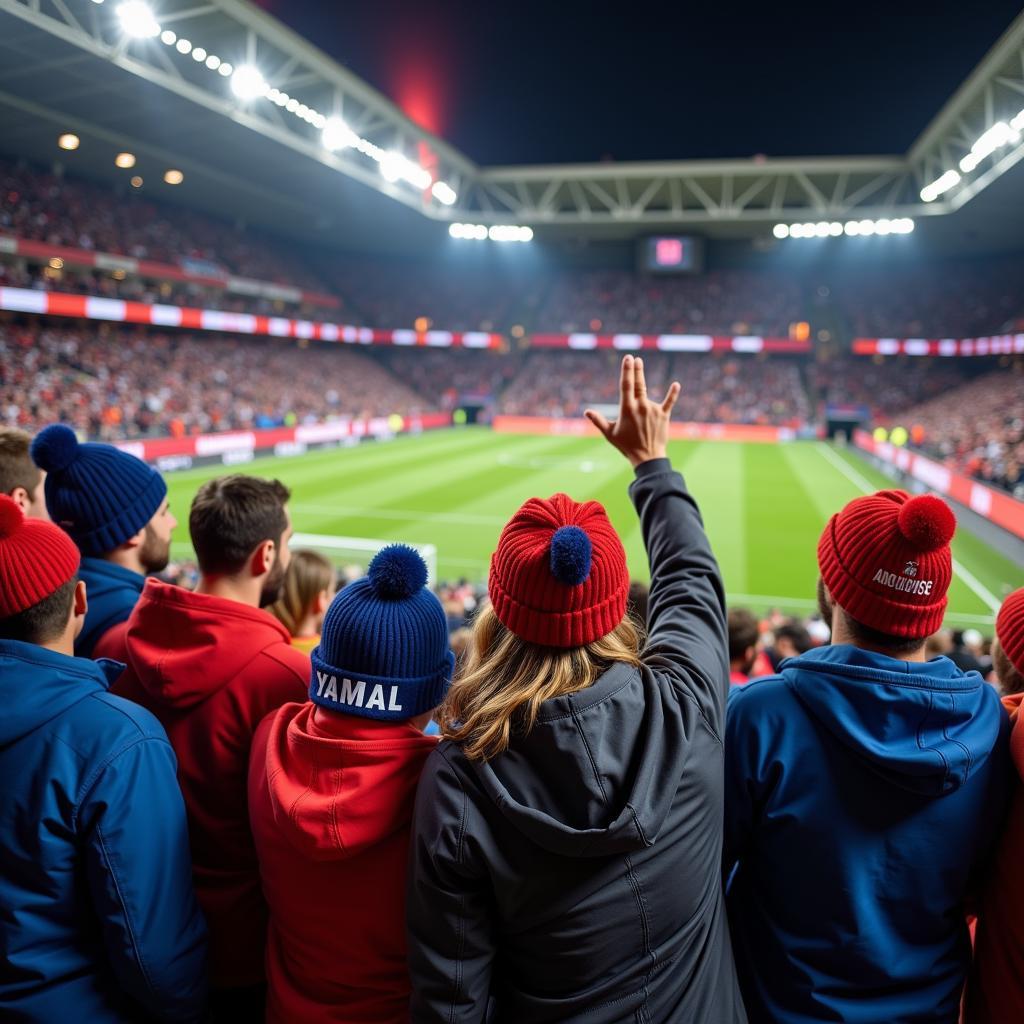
[268,549,335,638]
[30,424,172,570]
[627,580,649,629]
[773,622,813,661]
[0,428,47,520]
[816,490,956,658]
[310,545,453,728]
[961,628,984,655]
[441,492,638,761]
[925,628,954,659]
[728,607,759,675]
[994,588,1024,695]
[0,495,85,651]
[189,474,292,606]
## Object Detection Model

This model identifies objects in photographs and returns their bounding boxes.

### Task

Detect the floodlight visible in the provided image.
[449,223,465,238]
[191,47,207,62]
[519,226,534,241]
[218,62,233,77]
[857,219,876,236]
[772,223,789,239]
[322,118,355,151]
[473,224,487,240]
[164,169,184,185]
[875,218,892,235]
[380,152,403,183]
[175,38,191,54]
[844,221,860,236]
[432,181,457,206]
[160,29,175,45]
[828,222,843,236]
[117,2,160,38]
[205,54,220,70]
[115,152,136,168]
[58,133,80,151]
[231,65,267,100]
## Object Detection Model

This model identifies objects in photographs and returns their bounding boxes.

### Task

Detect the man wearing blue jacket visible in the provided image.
[29,424,175,660]
[0,494,207,1021]
[724,488,1010,1024]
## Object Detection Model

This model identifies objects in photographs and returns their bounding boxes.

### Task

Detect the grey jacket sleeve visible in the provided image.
[629,457,729,737]
[407,748,496,1023]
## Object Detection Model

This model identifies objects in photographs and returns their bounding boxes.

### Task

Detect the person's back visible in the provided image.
[111,474,308,1004]
[249,546,451,1023]
[0,497,206,1022]
[408,356,746,1023]
[725,490,1010,1024]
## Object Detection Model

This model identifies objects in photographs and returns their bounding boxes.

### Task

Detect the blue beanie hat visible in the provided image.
[30,424,168,556]
[310,544,454,722]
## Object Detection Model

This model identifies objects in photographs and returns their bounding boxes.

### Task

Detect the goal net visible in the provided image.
[290,532,439,586]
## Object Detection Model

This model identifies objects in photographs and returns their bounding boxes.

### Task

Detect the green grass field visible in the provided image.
[164,427,1021,628]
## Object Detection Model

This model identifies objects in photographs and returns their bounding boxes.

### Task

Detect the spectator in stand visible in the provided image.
[249,545,453,1023]
[966,588,1024,1023]
[728,607,760,685]
[268,549,336,655]
[408,356,746,1022]
[30,424,175,660]
[111,475,309,1018]
[0,426,47,518]
[0,495,207,1021]
[765,620,813,672]
[725,490,1010,1023]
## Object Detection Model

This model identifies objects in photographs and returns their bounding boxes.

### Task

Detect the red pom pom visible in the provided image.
[0,494,23,539]
[897,494,955,552]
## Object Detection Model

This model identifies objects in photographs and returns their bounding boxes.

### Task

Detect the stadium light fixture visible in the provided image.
[175,38,191,55]
[163,169,184,185]
[828,222,843,236]
[959,120,1020,174]
[218,62,233,77]
[843,221,860,236]
[205,54,221,71]
[431,181,457,206]
[230,65,268,101]
[160,29,175,45]
[117,1,160,39]
[130,175,143,188]
[920,169,961,203]
[451,222,532,242]
[321,118,356,152]
[772,223,789,239]
[58,133,80,151]
[115,151,136,168]
[191,47,207,62]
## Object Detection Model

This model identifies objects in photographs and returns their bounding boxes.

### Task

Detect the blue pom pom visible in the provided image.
[30,424,80,473]
[368,544,428,599]
[550,526,592,586]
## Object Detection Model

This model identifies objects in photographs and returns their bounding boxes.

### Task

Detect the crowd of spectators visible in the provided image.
[0,322,427,440]
[499,350,810,425]
[380,348,519,411]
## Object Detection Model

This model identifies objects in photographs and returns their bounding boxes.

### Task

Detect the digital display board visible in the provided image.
[639,236,704,274]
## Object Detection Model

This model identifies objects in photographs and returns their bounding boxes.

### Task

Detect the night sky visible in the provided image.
[257,0,1024,165]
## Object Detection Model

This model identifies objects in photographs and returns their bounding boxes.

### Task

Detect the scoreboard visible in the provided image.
[639,236,704,274]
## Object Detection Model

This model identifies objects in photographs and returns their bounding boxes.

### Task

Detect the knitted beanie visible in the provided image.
[0,494,80,617]
[310,545,454,722]
[489,493,629,648]
[31,425,167,556]
[996,588,1024,676]
[818,489,956,639]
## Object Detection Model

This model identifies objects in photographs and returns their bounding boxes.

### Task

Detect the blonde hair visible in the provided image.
[439,603,643,761]
[269,549,334,637]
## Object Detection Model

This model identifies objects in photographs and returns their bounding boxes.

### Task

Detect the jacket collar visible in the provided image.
[79,556,146,590]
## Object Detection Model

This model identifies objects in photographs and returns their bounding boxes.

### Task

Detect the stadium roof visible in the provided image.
[2,0,1024,256]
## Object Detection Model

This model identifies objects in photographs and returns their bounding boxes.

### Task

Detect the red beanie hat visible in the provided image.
[0,494,80,617]
[996,588,1024,676]
[818,489,956,639]
[489,493,629,648]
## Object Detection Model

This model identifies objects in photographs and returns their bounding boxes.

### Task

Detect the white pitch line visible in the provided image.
[816,443,1000,614]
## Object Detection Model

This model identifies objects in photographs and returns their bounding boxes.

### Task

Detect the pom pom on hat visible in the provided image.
[550,525,592,586]
[30,424,80,473]
[0,494,23,537]
[897,494,956,552]
[367,544,428,599]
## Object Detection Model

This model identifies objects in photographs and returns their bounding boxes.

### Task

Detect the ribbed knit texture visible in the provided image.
[489,493,629,648]
[309,545,454,722]
[997,588,1024,675]
[31,424,167,556]
[817,489,955,639]
[0,495,80,616]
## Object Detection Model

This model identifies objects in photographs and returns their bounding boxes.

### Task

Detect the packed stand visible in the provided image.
[0,322,429,440]
[499,349,810,425]
[379,348,521,411]
[536,269,802,336]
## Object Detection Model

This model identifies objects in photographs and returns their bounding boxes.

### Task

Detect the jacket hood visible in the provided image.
[1003,691,1024,779]
[261,702,437,860]
[782,644,1004,796]
[0,640,123,746]
[470,661,687,857]
[125,578,295,710]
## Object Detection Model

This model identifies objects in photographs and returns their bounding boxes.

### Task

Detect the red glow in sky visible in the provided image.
[390,54,447,136]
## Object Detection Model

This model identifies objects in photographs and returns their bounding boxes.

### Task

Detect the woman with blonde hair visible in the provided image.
[268,548,335,654]
[407,355,746,1024]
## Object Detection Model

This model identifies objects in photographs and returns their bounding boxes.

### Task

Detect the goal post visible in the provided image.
[290,532,439,586]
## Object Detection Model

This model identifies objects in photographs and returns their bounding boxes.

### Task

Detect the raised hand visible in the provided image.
[585,354,681,468]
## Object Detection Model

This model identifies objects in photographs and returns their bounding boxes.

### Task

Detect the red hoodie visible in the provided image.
[112,578,309,988]
[248,701,437,1023]
[966,691,1024,1024]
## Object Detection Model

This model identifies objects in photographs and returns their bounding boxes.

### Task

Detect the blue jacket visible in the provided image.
[0,640,207,1021]
[77,557,145,658]
[724,645,1010,1024]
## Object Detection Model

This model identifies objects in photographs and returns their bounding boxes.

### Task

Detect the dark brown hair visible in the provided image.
[728,607,760,662]
[189,475,290,575]
[0,578,76,644]
[0,428,41,498]
[817,576,924,657]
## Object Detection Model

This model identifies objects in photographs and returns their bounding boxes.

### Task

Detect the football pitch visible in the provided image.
[164,427,1021,628]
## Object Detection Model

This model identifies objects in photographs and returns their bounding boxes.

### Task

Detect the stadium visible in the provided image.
[1,0,1024,1021]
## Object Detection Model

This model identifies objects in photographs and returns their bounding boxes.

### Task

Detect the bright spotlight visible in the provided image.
[218,62,233,77]
[772,223,789,239]
[115,152,136,169]
[380,152,403,183]
[191,47,207,62]
[205,54,220,70]
[814,222,830,237]
[473,224,487,240]
[432,181,457,206]
[58,133,80,151]
[321,118,355,151]
[519,226,534,241]
[893,218,915,234]
[844,221,861,236]
[175,38,191,54]
[828,222,843,236]
[160,29,176,45]
[163,169,184,185]
[230,65,267,100]
[449,223,465,239]
[117,1,160,38]
[875,218,892,235]
[857,219,876,236]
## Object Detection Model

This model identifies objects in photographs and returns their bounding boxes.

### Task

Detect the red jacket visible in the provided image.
[966,691,1024,1024]
[248,702,437,1023]
[112,578,309,988]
